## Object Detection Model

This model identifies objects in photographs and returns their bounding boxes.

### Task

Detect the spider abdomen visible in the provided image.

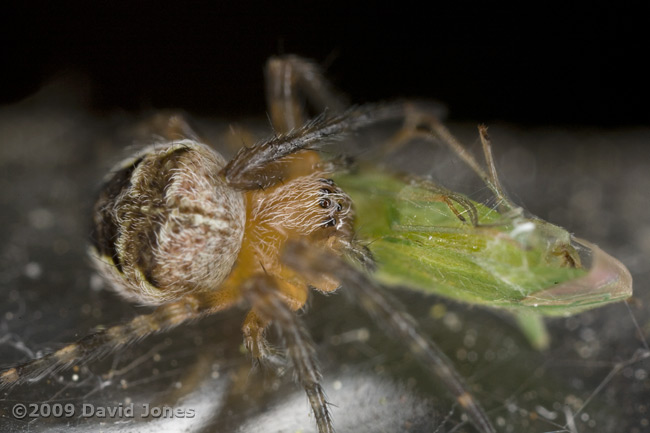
[90,140,246,305]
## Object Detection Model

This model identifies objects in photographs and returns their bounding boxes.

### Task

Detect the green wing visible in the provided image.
[335,168,632,317]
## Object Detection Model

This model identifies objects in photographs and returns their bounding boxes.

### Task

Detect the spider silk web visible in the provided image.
[0,79,648,433]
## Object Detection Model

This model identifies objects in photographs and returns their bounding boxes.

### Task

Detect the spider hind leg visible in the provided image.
[0,292,234,391]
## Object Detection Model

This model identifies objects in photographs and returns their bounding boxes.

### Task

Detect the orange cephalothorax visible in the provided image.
[250,173,353,239]
[246,168,354,293]
[220,150,356,304]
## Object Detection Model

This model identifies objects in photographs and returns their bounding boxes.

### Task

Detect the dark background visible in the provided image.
[2,3,646,126]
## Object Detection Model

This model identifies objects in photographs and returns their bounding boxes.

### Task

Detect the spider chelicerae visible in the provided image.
[0,55,496,433]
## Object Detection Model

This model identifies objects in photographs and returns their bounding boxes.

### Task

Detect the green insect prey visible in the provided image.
[334,124,632,348]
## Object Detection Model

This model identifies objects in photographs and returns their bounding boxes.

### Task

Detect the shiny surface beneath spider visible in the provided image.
[0,72,649,433]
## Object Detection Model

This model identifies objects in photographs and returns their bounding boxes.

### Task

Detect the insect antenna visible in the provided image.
[283,240,497,433]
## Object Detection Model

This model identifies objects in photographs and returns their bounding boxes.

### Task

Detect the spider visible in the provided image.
[0,55,496,433]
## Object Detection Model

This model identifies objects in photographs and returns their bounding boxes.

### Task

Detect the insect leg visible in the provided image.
[242,275,334,433]
[283,241,497,433]
[405,176,480,226]
[388,105,518,212]
[0,291,236,390]
[265,55,349,133]
[477,125,509,206]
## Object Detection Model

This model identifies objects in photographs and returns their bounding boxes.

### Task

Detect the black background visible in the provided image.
[2,3,646,126]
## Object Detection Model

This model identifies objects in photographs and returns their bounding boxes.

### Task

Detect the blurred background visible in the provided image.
[2,3,646,126]
[1,4,648,433]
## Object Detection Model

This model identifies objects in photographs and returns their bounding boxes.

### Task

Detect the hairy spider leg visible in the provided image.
[283,240,497,433]
[221,108,409,190]
[222,54,399,190]
[212,56,354,433]
[242,275,334,433]
[265,54,349,133]
[0,288,240,390]
[258,55,496,433]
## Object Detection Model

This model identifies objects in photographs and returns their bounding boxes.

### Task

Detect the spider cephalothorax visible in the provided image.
[91,130,358,309]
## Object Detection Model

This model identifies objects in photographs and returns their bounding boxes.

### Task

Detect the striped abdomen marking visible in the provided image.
[90,140,246,305]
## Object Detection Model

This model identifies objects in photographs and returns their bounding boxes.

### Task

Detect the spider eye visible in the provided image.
[323,218,337,227]
[319,187,333,194]
[319,198,332,208]
[320,178,335,186]
[336,203,343,212]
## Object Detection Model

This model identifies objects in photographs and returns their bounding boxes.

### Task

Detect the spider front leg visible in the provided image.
[265,54,349,133]
[242,274,334,433]
[223,55,405,190]
[220,103,405,190]
[283,241,497,433]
